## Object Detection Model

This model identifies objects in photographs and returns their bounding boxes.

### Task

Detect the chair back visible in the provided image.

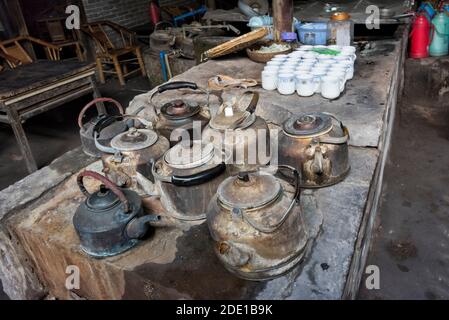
[0,39,33,68]
[82,21,136,54]
[46,19,67,43]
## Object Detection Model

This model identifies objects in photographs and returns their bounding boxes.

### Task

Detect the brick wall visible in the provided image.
[81,0,149,28]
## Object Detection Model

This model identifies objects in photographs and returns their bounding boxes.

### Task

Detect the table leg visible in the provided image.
[89,76,106,114]
[4,104,38,173]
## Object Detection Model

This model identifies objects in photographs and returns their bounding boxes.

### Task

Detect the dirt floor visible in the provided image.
[358,108,449,299]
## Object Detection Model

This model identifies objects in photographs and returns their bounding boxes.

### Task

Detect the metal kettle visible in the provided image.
[97,125,170,195]
[73,171,161,258]
[278,112,350,188]
[150,81,211,146]
[207,166,308,281]
[202,91,271,175]
[78,98,128,158]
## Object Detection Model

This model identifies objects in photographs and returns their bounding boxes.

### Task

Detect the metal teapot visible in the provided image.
[202,91,270,175]
[98,125,170,195]
[78,98,128,158]
[207,166,308,280]
[150,81,211,146]
[278,112,350,188]
[73,171,161,258]
[152,140,228,221]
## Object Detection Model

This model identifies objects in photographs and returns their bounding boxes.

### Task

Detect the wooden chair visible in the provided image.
[0,35,61,69]
[38,17,86,61]
[0,51,21,70]
[81,21,147,86]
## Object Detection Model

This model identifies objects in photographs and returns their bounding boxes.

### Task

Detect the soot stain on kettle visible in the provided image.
[122,223,266,299]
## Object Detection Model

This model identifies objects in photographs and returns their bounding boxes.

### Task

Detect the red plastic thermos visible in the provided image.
[149,1,160,26]
[409,14,431,59]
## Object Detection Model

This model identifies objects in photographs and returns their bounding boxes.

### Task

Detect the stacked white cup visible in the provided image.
[261,45,356,99]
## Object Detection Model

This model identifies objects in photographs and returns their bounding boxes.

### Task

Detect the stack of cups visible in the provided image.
[261,45,357,100]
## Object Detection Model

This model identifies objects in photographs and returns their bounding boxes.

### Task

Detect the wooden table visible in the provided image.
[0,61,101,173]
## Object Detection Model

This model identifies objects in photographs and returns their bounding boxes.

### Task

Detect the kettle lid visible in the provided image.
[210,102,256,131]
[161,100,200,120]
[283,113,333,138]
[164,140,215,169]
[86,185,121,211]
[217,172,282,210]
[111,128,158,151]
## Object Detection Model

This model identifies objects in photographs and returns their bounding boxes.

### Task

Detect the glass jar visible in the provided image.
[328,12,354,46]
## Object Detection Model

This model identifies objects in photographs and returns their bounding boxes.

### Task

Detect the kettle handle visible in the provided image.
[77,171,130,213]
[239,165,301,234]
[319,112,350,144]
[77,98,124,129]
[239,91,259,115]
[149,81,209,109]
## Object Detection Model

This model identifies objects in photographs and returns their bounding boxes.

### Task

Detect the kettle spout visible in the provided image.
[126,214,162,239]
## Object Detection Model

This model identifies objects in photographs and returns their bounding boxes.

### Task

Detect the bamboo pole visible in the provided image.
[272,0,294,42]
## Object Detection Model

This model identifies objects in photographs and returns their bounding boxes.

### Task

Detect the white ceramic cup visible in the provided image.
[288,51,304,58]
[334,55,352,63]
[286,58,301,64]
[264,65,280,73]
[338,61,354,80]
[301,58,317,64]
[277,73,296,95]
[296,73,315,97]
[314,63,330,71]
[340,52,357,62]
[262,70,278,91]
[317,54,334,63]
[312,66,328,75]
[329,65,349,81]
[303,51,318,59]
[296,65,312,73]
[327,70,347,92]
[311,69,327,93]
[279,68,294,75]
[321,75,344,100]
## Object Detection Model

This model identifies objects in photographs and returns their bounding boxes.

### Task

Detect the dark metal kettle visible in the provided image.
[73,171,161,258]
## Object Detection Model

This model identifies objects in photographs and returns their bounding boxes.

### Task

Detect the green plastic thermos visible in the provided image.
[429,13,449,57]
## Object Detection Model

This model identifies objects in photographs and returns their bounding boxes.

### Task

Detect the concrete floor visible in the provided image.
[358,110,449,299]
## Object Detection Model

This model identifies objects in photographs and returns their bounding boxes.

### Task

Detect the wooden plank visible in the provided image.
[6,77,92,112]
[0,61,95,100]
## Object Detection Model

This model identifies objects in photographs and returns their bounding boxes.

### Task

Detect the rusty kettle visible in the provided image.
[73,171,161,258]
[150,81,211,146]
[207,166,309,280]
[278,112,350,188]
[202,91,271,175]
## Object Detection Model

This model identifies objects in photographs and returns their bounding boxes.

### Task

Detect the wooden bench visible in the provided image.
[0,61,102,173]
